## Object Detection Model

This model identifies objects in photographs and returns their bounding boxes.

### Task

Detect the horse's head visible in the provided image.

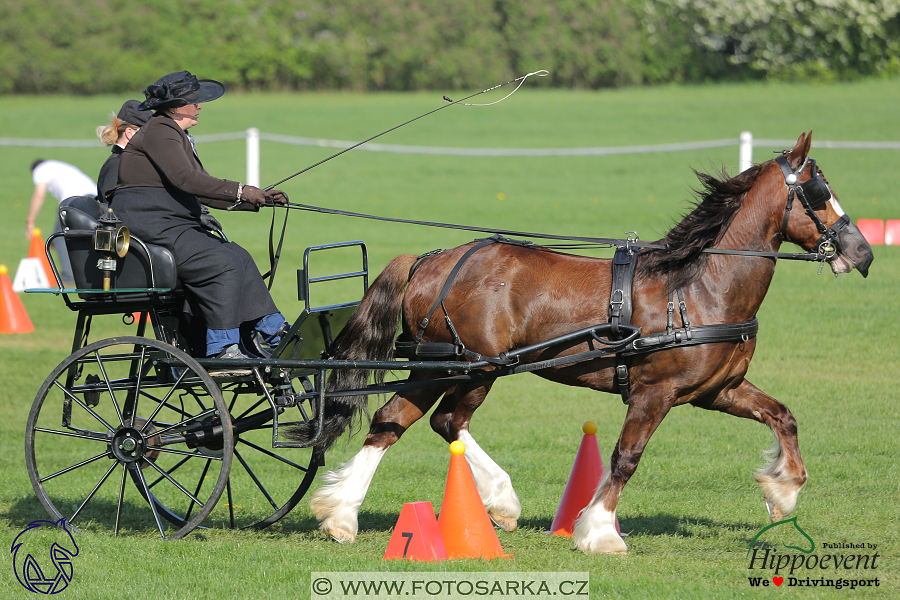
[773,132,873,277]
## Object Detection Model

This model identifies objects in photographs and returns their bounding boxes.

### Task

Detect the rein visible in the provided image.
[280,200,831,262]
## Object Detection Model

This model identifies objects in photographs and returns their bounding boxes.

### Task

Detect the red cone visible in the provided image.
[384,501,447,561]
[550,420,620,537]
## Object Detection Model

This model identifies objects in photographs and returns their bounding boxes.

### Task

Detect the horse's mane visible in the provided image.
[637,162,764,292]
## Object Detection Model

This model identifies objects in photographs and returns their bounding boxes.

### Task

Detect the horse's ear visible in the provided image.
[787,131,813,170]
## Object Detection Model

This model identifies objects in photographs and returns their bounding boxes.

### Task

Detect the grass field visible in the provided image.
[1,79,898,599]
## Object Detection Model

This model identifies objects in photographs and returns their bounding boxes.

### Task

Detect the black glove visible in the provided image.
[199,206,224,234]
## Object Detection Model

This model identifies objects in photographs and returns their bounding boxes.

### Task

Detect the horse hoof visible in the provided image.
[489,512,518,532]
[326,527,356,544]
[766,499,784,523]
[577,534,628,554]
[574,526,628,554]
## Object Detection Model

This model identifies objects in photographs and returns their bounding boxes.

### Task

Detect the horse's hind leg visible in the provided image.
[310,383,445,543]
[707,379,807,522]
[430,382,522,532]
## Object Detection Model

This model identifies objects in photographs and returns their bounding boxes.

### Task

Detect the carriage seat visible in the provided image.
[58,196,179,301]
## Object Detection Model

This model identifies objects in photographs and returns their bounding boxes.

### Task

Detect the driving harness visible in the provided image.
[394,235,759,404]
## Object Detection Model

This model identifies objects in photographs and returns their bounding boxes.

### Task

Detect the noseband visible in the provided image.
[776,153,847,260]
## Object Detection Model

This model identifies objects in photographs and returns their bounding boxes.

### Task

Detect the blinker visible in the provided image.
[798,174,831,211]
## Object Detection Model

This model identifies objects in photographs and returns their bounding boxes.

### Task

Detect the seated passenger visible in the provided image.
[113,70,287,359]
[96,99,150,202]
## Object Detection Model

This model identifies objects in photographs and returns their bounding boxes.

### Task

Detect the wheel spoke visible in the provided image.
[127,345,151,428]
[237,437,309,471]
[132,464,168,538]
[139,367,195,426]
[52,380,115,433]
[152,446,223,461]
[149,407,218,437]
[147,455,192,489]
[93,350,125,427]
[71,460,118,523]
[235,396,268,421]
[226,480,235,529]
[185,460,213,523]
[114,463,127,536]
[39,452,110,484]
[33,426,108,443]
[234,448,279,510]
[142,457,207,509]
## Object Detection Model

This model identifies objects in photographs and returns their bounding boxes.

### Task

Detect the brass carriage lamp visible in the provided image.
[94,208,130,291]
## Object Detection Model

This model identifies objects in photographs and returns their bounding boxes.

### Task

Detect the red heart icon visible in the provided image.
[773,577,784,586]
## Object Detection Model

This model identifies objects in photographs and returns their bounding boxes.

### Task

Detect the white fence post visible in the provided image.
[739,131,753,172]
[246,127,260,187]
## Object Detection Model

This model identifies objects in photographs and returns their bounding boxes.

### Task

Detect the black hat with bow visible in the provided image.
[138,71,225,112]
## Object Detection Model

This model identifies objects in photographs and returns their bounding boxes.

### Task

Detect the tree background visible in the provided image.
[1,0,898,94]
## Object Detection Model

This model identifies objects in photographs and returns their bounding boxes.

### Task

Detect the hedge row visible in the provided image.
[1,0,897,94]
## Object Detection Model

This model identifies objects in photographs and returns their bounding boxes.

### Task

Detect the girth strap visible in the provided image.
[608,246,638,403]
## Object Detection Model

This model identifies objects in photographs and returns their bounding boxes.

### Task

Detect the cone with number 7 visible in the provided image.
[436,441,511,559]
[383,501,447,561]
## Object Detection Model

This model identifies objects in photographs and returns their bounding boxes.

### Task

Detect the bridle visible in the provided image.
[775,152,850,261]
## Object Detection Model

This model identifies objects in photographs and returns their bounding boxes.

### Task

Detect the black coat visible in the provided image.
[97,145,122,201]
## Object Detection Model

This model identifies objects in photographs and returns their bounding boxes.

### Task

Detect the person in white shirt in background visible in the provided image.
[26,159,97,287]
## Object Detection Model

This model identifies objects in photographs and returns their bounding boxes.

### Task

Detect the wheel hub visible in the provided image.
[111,427,146,464]
[110,418,161,467]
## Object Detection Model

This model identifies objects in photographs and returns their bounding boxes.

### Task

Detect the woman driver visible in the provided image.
[113,71,287,360]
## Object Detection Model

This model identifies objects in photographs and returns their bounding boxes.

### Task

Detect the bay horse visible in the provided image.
[298,132,873,553]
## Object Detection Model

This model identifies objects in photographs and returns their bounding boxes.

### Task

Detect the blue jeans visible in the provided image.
[206,312,286,356]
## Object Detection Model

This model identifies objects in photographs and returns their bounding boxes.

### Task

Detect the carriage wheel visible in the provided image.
[25,336,234,540]
[207,375,321,531]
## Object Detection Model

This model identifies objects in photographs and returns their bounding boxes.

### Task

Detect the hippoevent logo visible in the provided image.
[10,518,80,594]
[746,517,880,590]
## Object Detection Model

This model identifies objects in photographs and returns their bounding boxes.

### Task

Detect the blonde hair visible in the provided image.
[95,112,141,146]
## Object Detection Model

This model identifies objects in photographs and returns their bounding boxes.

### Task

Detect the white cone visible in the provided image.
[13,257,50,292]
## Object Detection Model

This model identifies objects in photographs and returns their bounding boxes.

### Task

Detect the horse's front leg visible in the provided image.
[707,379,807,522]
[574,394,673,554]
[310,385,444,543]
[429,382,522,531]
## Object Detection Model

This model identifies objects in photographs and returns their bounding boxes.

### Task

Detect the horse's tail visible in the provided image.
[285,254,418,453]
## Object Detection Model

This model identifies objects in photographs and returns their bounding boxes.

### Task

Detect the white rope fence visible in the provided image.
[3,131,897,187]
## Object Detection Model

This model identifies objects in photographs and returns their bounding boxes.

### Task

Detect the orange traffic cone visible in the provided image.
[27,228,58,286]
[384,501,447,561]
[550,421,621,537]
[0,265,34,334]
[437,441,510,559]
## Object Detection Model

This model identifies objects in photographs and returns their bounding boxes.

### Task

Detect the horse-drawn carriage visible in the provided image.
[25,133,873,552]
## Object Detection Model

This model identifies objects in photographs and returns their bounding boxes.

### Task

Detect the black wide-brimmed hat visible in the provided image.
[138,71,225,111]
[116,99,151,127]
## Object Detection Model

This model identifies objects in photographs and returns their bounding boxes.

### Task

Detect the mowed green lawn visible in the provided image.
[1,79,898,599]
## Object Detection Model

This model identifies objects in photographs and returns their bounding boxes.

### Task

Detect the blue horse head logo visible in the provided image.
[11,518,80,594]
